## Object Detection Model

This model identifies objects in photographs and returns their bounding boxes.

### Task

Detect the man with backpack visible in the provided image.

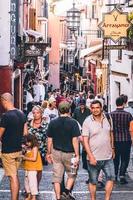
[82,100,115,200]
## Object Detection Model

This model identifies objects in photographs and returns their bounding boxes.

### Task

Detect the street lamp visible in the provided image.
[66,1,81,91]
[66,1,81,33]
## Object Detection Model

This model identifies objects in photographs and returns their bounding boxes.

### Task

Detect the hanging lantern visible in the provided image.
[66,2,80,32]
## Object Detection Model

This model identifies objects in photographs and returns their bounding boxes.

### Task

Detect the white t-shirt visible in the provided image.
[33,83,45,102]
[43,108,58,121]
[26,91,33,106]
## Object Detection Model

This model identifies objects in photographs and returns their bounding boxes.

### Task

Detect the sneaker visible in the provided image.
[120,178,128,185]
[36,193,41,200]
[85,179,89,184]
[61,192,75,200]
[69,193,75,200]
[21,190,28,198]
[61,192,68,200]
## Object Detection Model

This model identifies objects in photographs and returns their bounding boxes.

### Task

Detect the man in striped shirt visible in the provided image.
[111,96,133,184]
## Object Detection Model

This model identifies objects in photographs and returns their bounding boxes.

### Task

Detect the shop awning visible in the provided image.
[80,44,102,58]
[84,55,101,61]
[24,29,44,39]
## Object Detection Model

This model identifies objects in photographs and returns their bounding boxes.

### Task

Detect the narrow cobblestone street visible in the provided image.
[1,160,133,200]
[0,0,133,199]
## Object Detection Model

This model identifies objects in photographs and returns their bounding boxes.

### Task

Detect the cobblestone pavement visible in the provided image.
[0,161,133,200]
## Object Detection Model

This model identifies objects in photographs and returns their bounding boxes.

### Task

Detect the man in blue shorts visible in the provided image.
[82,100,115,200]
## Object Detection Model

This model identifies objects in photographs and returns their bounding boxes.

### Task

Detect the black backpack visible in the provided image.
[105,112,112,128]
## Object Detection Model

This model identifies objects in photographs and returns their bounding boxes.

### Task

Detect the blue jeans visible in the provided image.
[87,159,115,185]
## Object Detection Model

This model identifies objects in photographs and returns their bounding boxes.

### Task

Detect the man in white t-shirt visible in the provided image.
[44,97,58,121]
[82,100,115,200]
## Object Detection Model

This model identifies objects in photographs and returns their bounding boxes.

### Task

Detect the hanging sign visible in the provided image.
[99,8,131,43]
[10,0,17,59]
[104,45,127,50]
[24,43,47,57]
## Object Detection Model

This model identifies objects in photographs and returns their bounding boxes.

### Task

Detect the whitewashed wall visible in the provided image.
[110,50,133,111]
[0,0,10,65]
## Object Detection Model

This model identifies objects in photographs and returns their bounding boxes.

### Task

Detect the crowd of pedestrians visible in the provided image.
[0,90,133,200]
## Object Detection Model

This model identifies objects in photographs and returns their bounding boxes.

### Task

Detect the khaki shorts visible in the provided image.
[52,149,77,183]
[1,151,21,177]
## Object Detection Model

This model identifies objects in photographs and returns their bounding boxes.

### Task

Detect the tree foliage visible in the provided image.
[128,12,133,39]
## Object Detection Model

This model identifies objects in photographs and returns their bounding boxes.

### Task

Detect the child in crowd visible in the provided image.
[22,134,43,200]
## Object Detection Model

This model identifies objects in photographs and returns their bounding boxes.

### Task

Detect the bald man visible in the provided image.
[0,93,26,200]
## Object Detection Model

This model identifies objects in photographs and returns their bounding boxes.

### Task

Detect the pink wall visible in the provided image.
[89,62,97,95]
[48,13,60,89]
[23,4,29,29]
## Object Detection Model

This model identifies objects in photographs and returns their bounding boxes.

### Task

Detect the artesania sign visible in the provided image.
[99,8,131,43]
